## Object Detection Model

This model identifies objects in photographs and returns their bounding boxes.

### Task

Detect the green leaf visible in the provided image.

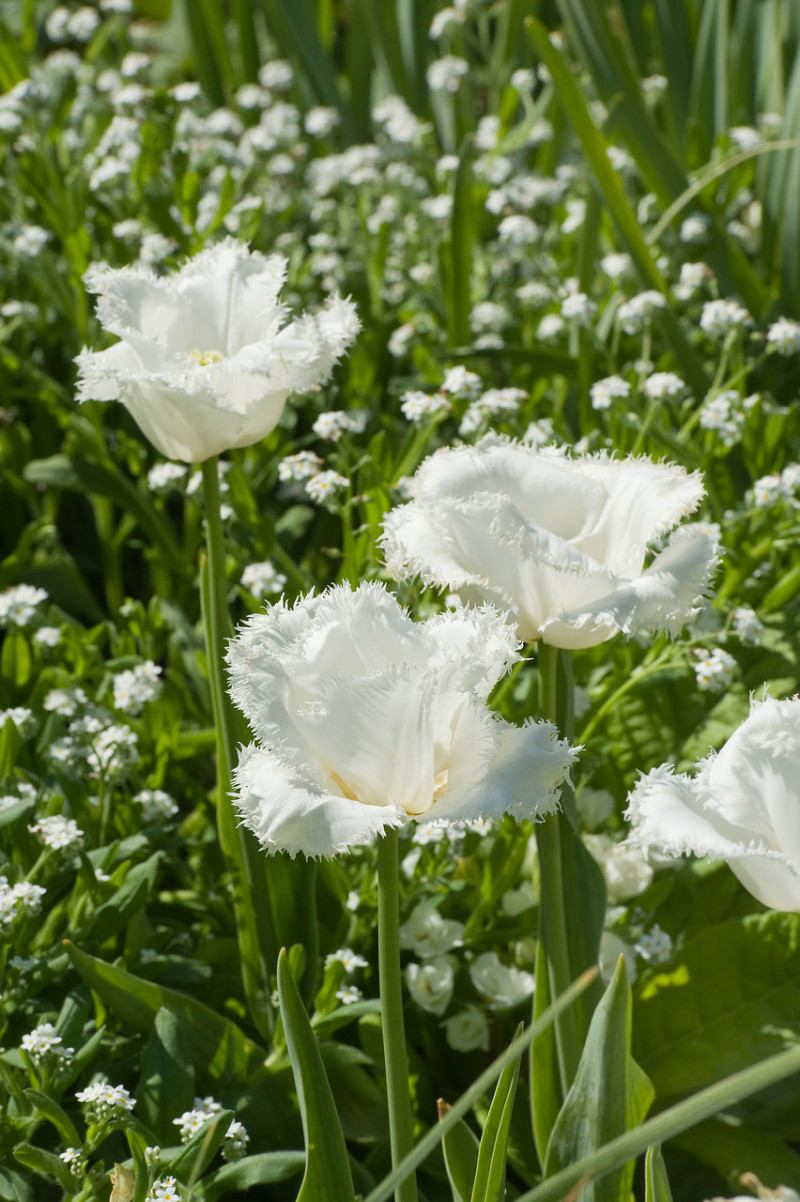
[136,1007,196,1141]
[0,795,32,829]
[448,137,474,348]
[363,970,598,1202]
[644,1145,673,1202]
[525,16,708,395]
[24,1089,82,1147]
[440,1105,480,1202]
[12,1144,75,1192]
[1,631,30,687]
[255,0,356,139]
[530,937,561,1166]
[22,455,185,568]
[167,1110,233,1184]
[277,947,356,1202]
[64,940,265,1086]
[673,1117,800,1189]
[0,1167,32,1202]
[546,956,654,1202]
[633,912,800,1098]
[81,852,162,944]
[191,1151,306,1200]
[470,1023,523,1202]
[514,1044,800,1202]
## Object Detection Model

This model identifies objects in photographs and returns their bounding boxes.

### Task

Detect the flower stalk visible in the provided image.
[377,827,418,1202]
[201,456,275,1041]
[534,642,581,1094]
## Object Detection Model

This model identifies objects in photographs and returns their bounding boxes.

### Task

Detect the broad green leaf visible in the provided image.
[633,913,800,1098]
[64,941,265,1086]
[277,947,356,1202]
[0,796,32,829]
[12,1144,75,1191]
[81,852,162,945]
[673,1117,800,1189]
[513,1043,800,1202]
[440,1104,480,1202]
[644,1145,673,1202]
[1,631,30,687]
[470,1023,523,1202]
[546,957,654,1202]
[191,1151,306,1200]
[136,1007,196,1141]
[24,1089,82,1147]
[363,970,598,1202]
[0,1168,31,1202]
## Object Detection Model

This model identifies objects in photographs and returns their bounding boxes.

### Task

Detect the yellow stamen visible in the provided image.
[186,348,225,366]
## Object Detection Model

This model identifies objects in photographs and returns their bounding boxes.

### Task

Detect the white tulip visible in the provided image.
[75,238,360,463]
[469,950,535,1009]
[381,435,719,649]
[405,956,455,1015]
[442,1005,490,1053]
[226,582,576,858]
[399,900,464,959]
[624,696,800,911]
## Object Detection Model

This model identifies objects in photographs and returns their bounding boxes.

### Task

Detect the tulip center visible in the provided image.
[185,348,225,366]
[433,768,449,803]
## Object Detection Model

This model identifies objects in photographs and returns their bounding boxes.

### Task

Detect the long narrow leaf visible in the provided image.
[514,1044,800,1202]
[277,948,356,1202]
[363,969,598,1202]
[644,1146,673,1202]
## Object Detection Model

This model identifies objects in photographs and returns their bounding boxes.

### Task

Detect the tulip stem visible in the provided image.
[201,456,276,1042]
[535,643,581,1095]
[377,827,418,1202]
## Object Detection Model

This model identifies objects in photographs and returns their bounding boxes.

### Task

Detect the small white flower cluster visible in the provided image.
[766,316,800,356]
[59,1147,86,1173]
[173,1096,249,1161]
[113,661,163,715]
[674,261,710,300]
[0,707,37,739]
[0,584,48,627]
[29,815,84,852]
[278,451,323,482]
[699,390,744,446]
[749,472,795,508]
[459,387,526,435]
[312,409,367,442]
[44,687,88,717]
[146,1178,180,1202]
[400,390,450,424]
[641,372,685,400]
[75,1080,136,1119]
[693,647,737,692]
[133,788,179,822]
[325,947,369,972]
[617,290,667,334]
[147,462,188,492]
[0,876,46,934]
[561,291,596,327]
[590,375,630,411]
[305,470,349,505]
[241,561,287,598]
[426,55,469,93]
[442,366,483,400]
[700,298,751,339]
[634,924,673,964]
[730,606,764,645]
[21,1021,74,1064]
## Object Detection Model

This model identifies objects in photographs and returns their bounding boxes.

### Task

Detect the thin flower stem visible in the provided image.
[534,643,581,1094]
[377,827,418,1202]
[201,457,235,781]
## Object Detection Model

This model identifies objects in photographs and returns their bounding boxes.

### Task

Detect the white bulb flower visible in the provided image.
[406,956,455,1015]
[226,582,576,858]
[75,238,360,463]
[624,696,800,911]
[469,951,535,1009]
[381,435,720,650]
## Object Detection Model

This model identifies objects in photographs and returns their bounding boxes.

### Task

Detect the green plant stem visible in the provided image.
[201,457,235,780]
[535,643,581,1094]
[377,828,418,1202]
[201,456,275,1042]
